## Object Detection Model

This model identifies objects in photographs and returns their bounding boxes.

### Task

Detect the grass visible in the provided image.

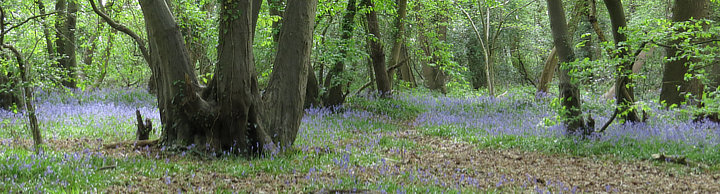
[1,88,719,192]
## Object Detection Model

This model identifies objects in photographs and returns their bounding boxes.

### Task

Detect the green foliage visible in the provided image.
[346,95,423,120]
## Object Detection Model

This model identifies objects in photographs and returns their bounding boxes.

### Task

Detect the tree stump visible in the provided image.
[136,110,152,140]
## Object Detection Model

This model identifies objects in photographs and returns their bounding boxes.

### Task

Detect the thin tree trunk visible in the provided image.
[362,0,391,96]
[387,0,407,85]
[547,0,587,134]
[536,47,558,96]
[603,47,654,99]
[535,0,586,96]
[660,0,710,106]
[36,0,55,57]
[92,31,115,90]
[323,0,357,107]
[604,0,640,122]
[2,44,42,151]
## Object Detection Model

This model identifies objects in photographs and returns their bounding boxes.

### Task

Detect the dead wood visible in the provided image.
[103,139,159,149]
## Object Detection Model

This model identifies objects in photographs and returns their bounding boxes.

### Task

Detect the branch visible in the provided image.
[89,0,150,63]
[0,12,59,37]
[386,58,409,72]
[490,1,534,47]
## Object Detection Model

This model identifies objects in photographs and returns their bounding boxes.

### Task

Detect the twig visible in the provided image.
[88,0,150,63]
[0,12,59,37]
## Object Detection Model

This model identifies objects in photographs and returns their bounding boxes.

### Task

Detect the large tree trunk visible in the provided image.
[362,0,391,96]
[660,0,710,107]
[387,0,407,85]
[323,0,357,107]
[262,0,315,149]
[547,0,587,134]
[140,0,314,155]
[604,0,640,122]
[55,0,78,88]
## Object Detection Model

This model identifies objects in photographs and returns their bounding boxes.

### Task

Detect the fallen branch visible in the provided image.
[651,153,687,165]
[96,165,117,171]
[103,139,159,149]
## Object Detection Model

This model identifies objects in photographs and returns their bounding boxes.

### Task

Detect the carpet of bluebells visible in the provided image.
[1,88,719,192]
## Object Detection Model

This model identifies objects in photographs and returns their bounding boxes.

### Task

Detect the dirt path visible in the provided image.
[381,129,720,192]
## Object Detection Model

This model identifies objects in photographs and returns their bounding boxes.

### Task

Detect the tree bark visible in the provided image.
[397,44,415,86]
[139,0,314,155]
[262,0,315,149]
[660,0,710,107]
[323,0,357,107]
[536,47,558,96]
[547,0,587,134]
[36,0,55,57]
[387,0,407,85]
[536,0,586,96]
[604,0,640,122]
[2,44,42,151]
[362,0,391,96]
[55,0,78,88]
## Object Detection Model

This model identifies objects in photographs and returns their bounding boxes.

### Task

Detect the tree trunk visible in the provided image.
[140,0,314,155]
[92,31,115,90]
[362,0,391,96]
[467,34,487,90]
[547,0,587,134]
[536,47,558,96]
[262,0,315,148]
[2,44,42,151]
[419,3,448,94]
[304,66,320,108]
[535,0,586,96]
[323,0,357,107]
[604,0,640,122]
[55,0,78,88]
[602,47,654,99]
[660,0,710,107]
[36,0,55,57]
[387,0,407,85]
[397,44,415,86]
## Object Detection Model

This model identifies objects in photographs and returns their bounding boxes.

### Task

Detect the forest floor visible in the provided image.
[1,89,720,193]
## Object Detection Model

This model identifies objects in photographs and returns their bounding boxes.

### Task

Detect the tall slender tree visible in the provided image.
[362,0,392,96]
[604,0,640,122]
[546,0,588,134]
[387,0,407,84]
